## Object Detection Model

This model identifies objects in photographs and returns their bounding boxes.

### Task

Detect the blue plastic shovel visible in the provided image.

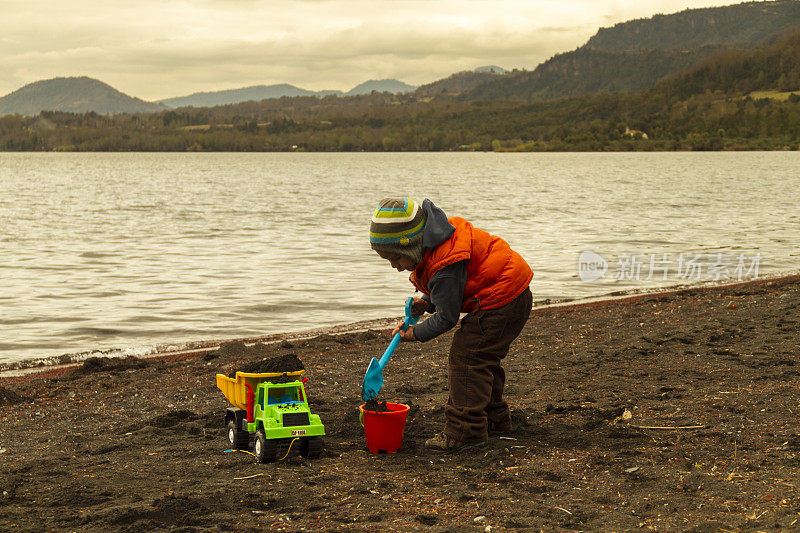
[362,297,419,402]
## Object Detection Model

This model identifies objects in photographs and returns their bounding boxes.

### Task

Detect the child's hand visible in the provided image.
[410,297,433,317]
[391,321,416,341]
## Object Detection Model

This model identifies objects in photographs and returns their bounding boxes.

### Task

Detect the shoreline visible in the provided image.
[1,270,798,530]
[2,271,796,380]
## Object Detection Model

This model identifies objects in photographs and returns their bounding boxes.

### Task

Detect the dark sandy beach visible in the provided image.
[1,275,798,532]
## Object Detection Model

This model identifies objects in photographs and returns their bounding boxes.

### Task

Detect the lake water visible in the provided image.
[1,152,798,366]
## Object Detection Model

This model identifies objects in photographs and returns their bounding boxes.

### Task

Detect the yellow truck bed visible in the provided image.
[216,370,306,410]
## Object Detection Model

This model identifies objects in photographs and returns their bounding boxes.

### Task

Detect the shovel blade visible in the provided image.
[361,357,384,401]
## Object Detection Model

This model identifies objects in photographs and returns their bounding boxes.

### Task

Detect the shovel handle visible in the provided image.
[377,332,400,368]
[378,297,419,368]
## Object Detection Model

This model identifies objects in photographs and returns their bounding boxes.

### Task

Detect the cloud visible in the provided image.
[120,22,587,95]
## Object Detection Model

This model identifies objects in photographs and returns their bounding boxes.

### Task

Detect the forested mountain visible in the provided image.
[0,77,163,116]
[463,47,723,100]
[585,0,800,50]
[2,28,798,153]
[433,0,800,101]
[657,31,800,98]
[415,69,507,97]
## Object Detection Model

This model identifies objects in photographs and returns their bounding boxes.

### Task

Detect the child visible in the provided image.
[370,197,533,452]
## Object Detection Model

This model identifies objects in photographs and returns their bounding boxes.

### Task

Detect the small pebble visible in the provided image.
[474,515,486,523]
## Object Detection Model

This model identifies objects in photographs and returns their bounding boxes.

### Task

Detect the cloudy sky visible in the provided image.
[2,0,740,101]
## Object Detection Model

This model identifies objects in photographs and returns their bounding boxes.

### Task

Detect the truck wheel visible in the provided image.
[254,430,277,463]
[300,437,324,459]
[227,420,249,450]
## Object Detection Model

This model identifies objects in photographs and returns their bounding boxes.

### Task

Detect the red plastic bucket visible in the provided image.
[359,402,410,454]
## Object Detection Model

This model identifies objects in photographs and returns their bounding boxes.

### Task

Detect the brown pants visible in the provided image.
[445,287,533,442]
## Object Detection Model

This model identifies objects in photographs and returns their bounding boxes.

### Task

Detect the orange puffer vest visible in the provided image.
[409,217,533,313]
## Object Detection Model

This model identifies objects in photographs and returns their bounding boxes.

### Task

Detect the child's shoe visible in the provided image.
[424,432,488,452]
[488,419,513,435]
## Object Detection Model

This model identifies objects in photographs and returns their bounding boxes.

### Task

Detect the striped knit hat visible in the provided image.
[370,197,427,265]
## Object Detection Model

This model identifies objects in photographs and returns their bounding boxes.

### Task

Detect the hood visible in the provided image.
[421,199,454,253]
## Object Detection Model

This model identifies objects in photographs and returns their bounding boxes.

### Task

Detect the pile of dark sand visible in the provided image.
[362,399,392,413]
[237,354,305,375]
[215,342,305,378]
[0,386,28,406]
[72,356,150,376]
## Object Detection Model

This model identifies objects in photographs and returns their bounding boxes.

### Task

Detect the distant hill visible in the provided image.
[474,65,508,74]
[465,47,724,100]
[415,69,506,98]
[346,79,416,95]
[0,77,163,116]
[158,84,327,108]
[159,79,415,108]
[439,0,800,101]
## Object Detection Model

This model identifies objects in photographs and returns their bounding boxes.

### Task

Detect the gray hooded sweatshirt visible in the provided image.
[411,199,467,342]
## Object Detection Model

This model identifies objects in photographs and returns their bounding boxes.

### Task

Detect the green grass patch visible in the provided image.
[748,90,800,101]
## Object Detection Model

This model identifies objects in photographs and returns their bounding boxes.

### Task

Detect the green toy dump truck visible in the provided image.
[216,370,325,462]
